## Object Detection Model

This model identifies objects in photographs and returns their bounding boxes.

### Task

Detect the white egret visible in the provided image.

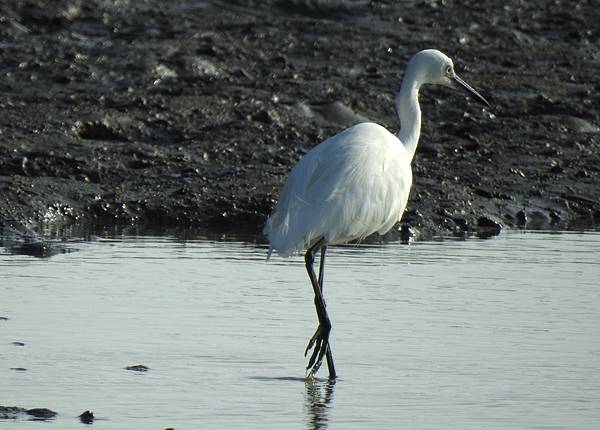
[264,49,490,379]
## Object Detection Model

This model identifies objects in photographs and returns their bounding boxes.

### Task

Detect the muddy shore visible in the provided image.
[1,0,599,241]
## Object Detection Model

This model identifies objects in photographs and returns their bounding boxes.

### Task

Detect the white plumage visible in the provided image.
[265,122,411,257]
[263,49,489,378]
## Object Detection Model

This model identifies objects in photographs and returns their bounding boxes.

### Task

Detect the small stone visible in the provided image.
[153,64,178,80]
[476,216,502,238]
[26,408,57,419]
[73,120,128,142]
[190,57,220,77]
[549,210,561,223]
[549,162,564,174]
[453,217,469,230]
[252,109,274,124]
[528,211,549,227]
[79,410,94,424]
[404,209,424,226]
[516,209,527,226]
[562,116,599,133]
[126,364,149,372]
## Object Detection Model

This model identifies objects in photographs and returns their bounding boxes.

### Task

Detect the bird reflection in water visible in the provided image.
[304,378,336,430]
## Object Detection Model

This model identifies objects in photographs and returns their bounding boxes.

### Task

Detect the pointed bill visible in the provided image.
[452,74,490,107]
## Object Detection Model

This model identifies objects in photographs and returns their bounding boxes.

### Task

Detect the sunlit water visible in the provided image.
[1,231,599,429]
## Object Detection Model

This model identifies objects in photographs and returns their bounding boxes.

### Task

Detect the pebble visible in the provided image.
[26,408,57,419]
[79,410,94,424]
[126,364,149,372]
[516,209,527,226]
[476,216,502,238]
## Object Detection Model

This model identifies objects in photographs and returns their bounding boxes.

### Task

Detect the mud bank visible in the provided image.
[1,1,599,240]
[0,405,56,420]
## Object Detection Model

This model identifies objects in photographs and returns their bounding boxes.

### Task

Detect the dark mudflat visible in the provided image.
[0,405,57,421]
[1,1,598,240]
[125,364,149,372]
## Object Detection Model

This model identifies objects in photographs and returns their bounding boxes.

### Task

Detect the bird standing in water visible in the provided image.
[264,49,490,379]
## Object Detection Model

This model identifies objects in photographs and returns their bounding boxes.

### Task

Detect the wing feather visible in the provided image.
[264,122,412,257]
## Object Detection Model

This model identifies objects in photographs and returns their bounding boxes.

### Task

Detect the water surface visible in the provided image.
[1,231,599,429]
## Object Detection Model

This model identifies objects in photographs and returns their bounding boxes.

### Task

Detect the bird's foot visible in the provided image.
[304,323,330,378]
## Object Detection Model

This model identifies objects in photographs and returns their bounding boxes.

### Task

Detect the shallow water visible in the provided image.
[1,231,599,429]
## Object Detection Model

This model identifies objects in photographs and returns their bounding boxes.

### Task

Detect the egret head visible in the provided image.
[408,49,490,107]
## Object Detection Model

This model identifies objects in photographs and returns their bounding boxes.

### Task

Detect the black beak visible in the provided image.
[452,74,490,107]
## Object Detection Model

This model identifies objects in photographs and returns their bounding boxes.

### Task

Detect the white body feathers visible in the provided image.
[264,122,412,257]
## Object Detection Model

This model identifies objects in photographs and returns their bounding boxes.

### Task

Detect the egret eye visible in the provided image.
[445,65,453,75]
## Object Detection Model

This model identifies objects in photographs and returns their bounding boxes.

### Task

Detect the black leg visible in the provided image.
[304,238,336,379]
[317,241,327,288]
[317,242,336,378]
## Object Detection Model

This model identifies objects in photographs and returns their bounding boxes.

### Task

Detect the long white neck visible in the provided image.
[394,71,422,163]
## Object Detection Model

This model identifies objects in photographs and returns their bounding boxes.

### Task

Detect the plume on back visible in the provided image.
[264,122,412,258]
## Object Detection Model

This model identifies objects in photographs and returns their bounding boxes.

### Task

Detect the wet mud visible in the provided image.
[0,405,96,424]
[125,364,150,372]
[0,405,57,421]
[1,1,599,241]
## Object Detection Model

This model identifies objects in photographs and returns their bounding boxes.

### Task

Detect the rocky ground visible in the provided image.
[1,0,599,243]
